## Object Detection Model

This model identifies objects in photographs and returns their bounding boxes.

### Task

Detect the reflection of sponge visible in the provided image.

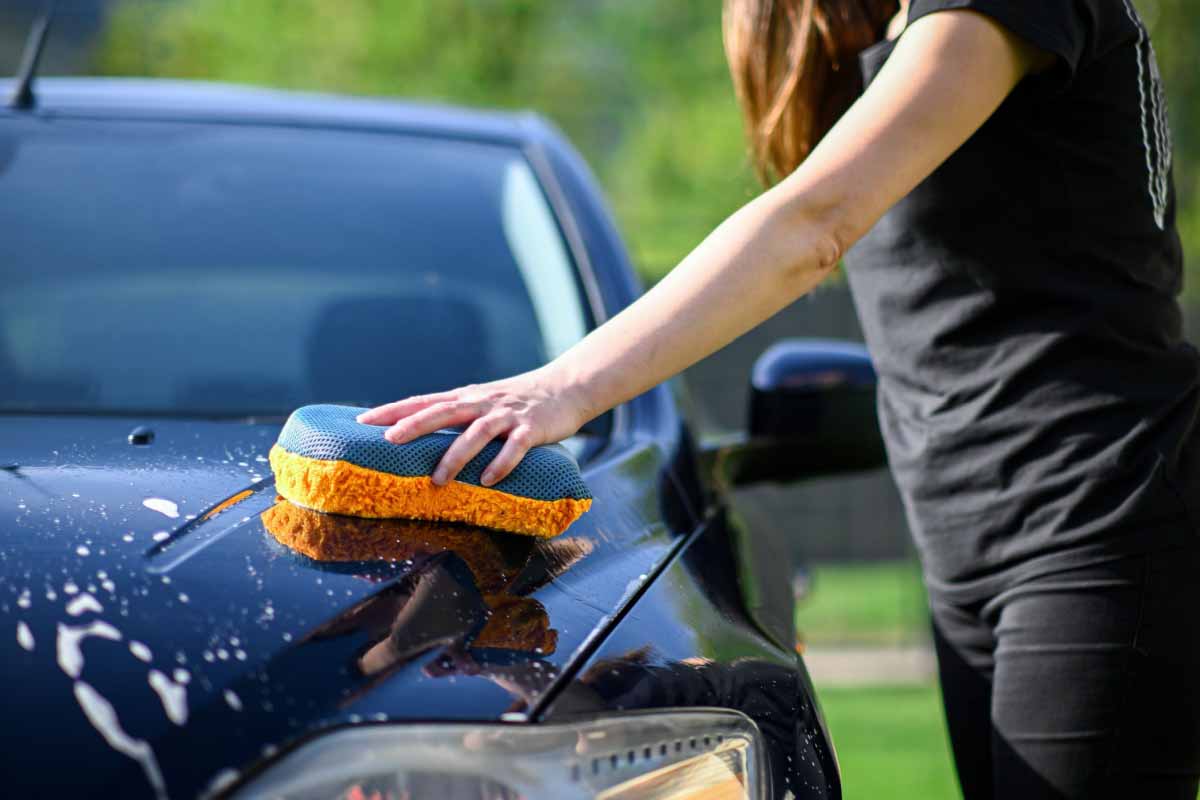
[261,500,527,591]
[262,500,559,654]
[269,405,592,537]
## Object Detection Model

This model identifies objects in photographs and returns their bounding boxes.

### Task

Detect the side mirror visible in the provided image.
[703,339,887,487]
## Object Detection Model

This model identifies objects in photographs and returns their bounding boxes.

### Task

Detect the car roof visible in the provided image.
[0,77,550,146]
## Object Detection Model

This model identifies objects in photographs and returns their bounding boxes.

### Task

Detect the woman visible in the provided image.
[361,1,1200,796]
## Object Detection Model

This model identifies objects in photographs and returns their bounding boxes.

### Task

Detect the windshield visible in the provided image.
[0,117,590,416]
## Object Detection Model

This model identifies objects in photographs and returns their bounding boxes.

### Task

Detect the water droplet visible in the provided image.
[16,621,34,651]
[129,640,152,663]
[202,768,240,798]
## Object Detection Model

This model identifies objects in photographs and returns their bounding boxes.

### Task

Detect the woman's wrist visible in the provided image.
[538,355,603,433]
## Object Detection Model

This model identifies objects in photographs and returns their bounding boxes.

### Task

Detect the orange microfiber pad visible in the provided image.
[269,404,592,537]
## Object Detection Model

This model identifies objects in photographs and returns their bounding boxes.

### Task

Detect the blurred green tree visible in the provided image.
[95,0,757,280]
[96,0,1197,288]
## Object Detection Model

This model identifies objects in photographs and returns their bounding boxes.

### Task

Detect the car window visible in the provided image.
[0,117,591,416]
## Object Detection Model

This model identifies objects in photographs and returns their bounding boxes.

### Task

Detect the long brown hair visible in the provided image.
[723,0,899,183]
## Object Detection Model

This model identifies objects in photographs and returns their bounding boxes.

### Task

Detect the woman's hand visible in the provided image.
[357,365,593,487]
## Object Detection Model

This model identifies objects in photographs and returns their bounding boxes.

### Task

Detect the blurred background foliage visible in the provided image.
[92,0,1200,286]
[96,0,756,282]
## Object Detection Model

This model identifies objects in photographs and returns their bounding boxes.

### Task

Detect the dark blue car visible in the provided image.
[0,76,883,799]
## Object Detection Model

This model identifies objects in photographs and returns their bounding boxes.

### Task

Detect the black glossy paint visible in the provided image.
[0,417,684,797]
[0,78,839,799]
[542,509,841,798]
[702,341,885,490]
[750,340,881,449]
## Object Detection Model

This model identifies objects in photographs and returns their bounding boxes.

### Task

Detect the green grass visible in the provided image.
[819,684,959,800]
[797,565,957,796]
[796,561,930,646]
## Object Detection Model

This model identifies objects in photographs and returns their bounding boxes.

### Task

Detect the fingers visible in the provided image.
[431,414,511,486]
[481,426,535,487]
[357,392,453,426]
[384,401,481,445]
[359,381,545,487]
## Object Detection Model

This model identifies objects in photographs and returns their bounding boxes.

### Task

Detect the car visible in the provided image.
[0,65,887,798]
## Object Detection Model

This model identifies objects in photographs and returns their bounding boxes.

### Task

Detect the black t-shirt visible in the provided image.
[845,0,1200,596]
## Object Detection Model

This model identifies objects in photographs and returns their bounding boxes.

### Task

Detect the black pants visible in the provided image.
[930,541,1200,799]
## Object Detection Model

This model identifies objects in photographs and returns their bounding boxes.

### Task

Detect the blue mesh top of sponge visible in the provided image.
[275,404,591,501]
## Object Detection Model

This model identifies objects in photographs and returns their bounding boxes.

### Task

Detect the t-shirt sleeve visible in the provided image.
[907,0,1091,91]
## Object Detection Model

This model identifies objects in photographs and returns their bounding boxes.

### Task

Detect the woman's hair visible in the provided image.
[723,0,899,183]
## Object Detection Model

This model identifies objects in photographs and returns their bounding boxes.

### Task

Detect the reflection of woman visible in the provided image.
[362,1,1199,796]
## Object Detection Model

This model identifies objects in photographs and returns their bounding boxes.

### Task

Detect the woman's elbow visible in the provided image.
[768,186,864,282]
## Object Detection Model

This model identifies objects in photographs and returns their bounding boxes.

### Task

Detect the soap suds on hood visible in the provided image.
[66,593,104,617]
[16,621,34,652]
[143,498,180,519]
[74,681,166,800]
[57,620,121,679]
[148,669,189,725]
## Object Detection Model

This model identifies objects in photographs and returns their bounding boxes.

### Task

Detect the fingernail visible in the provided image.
[480,471,494,487]
[432,470,446,486]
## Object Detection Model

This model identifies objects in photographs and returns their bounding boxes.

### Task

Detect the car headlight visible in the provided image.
[235,709,767,800]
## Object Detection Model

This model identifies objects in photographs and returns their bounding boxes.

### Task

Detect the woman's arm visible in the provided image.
[360,9,1050,486]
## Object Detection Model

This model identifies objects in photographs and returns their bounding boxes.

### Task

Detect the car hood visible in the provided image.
[0,416,681,799]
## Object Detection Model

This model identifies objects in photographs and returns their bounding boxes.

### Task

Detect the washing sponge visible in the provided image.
[268,404,592,537]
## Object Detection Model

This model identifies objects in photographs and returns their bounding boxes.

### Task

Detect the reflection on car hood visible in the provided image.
[0,417,679,799]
